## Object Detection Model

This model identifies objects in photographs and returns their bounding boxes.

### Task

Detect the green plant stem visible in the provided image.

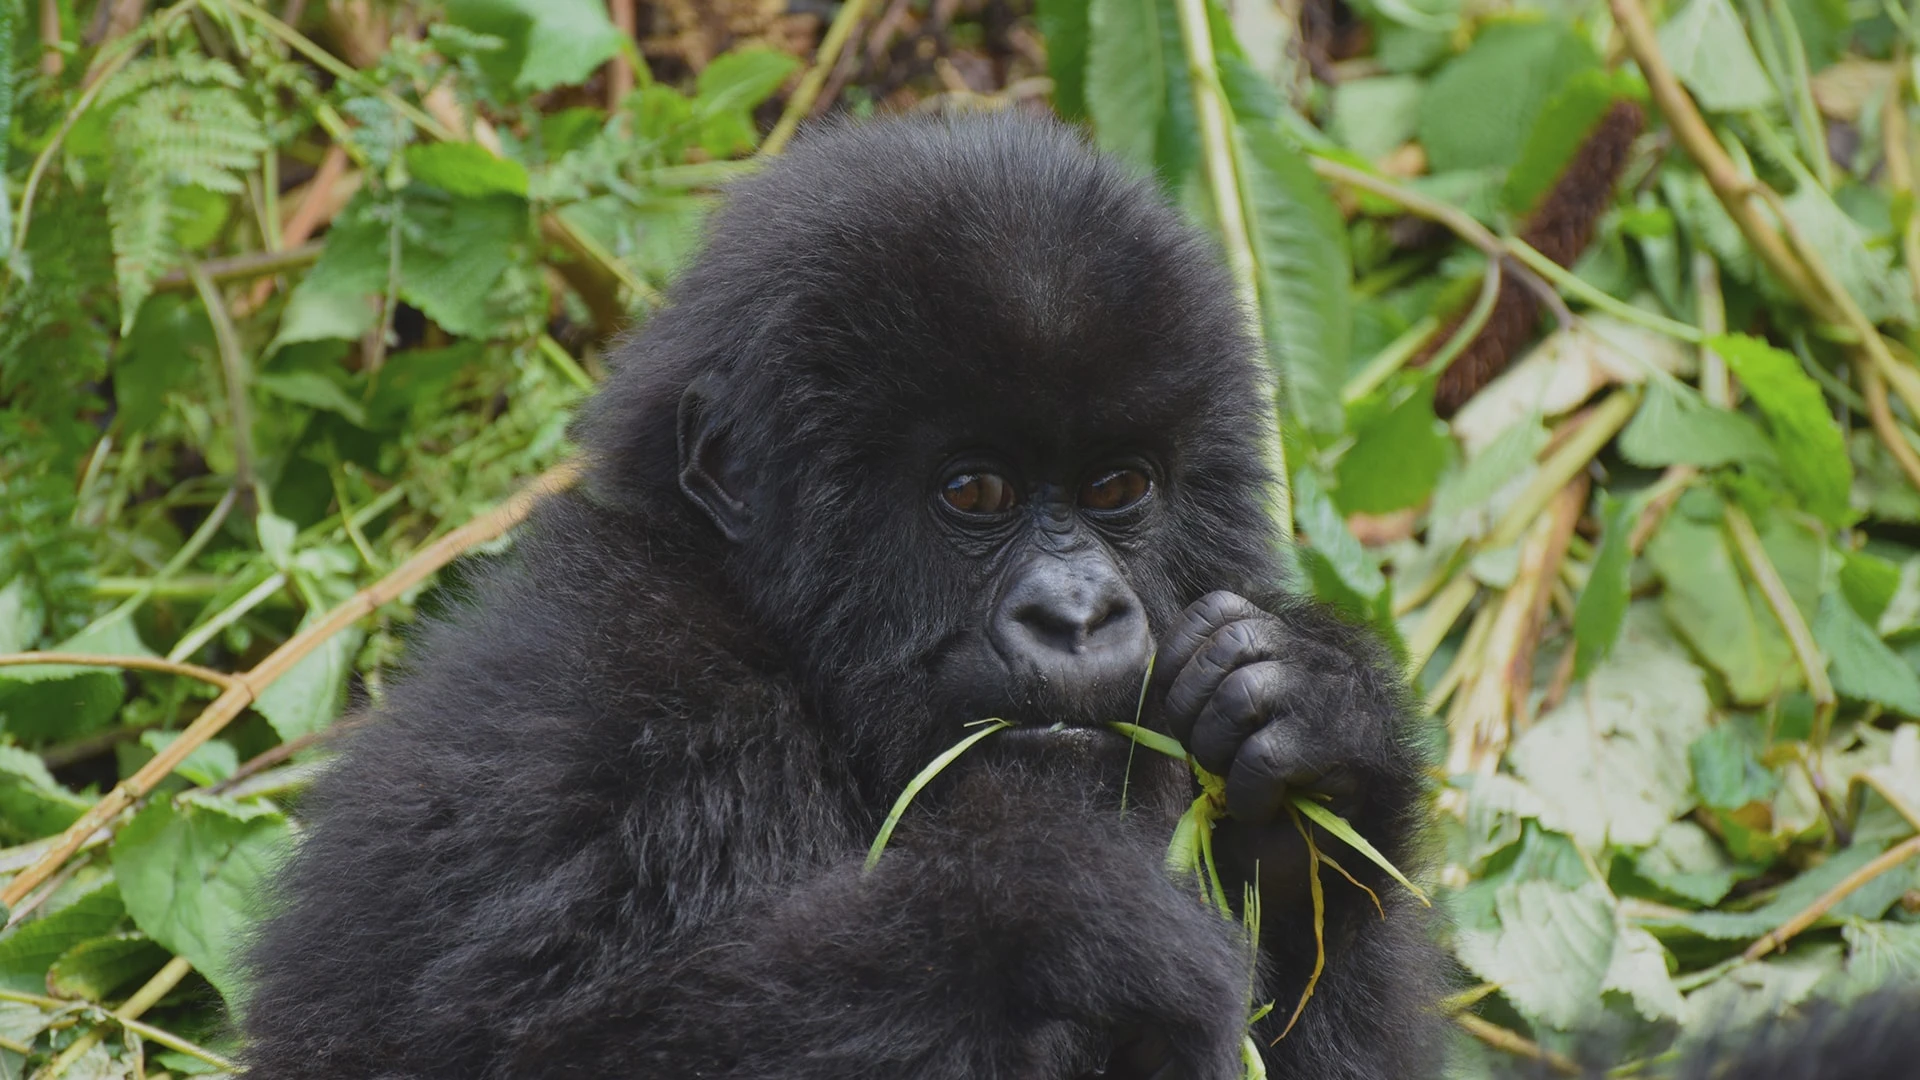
[865,721,1009,870]
[151,241,322,292]
[1424,257,1502,377]
[188,261,258,501]
[537,334,595,390]
[106,486,238,622]
[1763,0,1831,189]
[761,0,879,156]
[165,571,289,662]
[1503,238,1706,344]
[1343,316,1439,404]
[219,0,454,141]
[1723,503,1835,736]
[43,956,193,1080]
[1172,0,1291,543]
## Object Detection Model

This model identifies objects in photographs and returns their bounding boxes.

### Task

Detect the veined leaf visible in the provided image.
[1417,21,1599,174]
[1813,592,1920,717]
[447,0,624,92]
[1572,494,1634,680]
[1038,0,1093,119]
[1236,125,1353,435]
[1708,334,1853,526]
[1657,0,1777,111]
[1086,0,1169,171]
[405,142,530,199]
[1618,378,1779,470]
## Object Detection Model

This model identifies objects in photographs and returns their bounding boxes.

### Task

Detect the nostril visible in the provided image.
[1013,592,1140,653]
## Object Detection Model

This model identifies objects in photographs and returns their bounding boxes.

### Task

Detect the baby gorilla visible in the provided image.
[242,114,1440,1080]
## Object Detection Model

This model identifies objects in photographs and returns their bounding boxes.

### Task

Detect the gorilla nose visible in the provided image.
[992,559,1152,692]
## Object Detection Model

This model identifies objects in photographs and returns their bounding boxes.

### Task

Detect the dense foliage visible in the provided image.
[1,0,1918,1075]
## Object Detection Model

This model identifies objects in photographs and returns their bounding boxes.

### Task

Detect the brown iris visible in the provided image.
[1080,469,1150,512]
[941,472,1018,515]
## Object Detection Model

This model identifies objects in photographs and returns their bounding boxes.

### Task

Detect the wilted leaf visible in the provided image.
[1455,880,1615,1029]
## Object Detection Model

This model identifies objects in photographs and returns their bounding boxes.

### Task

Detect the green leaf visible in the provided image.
[404,142,530,199]
[1086,0,1169,171]
[446,0,624,92]
[0,611,152,745]
[1708,334,1854,526]
[1236,124,1352,435]
[46,933,169,1002]
[1572,495,1633,680]
[1663,840,1910,939]
[1508,615,1712,849]
[0,878,125,994]
[1038,0,1093,119]
[112,795,292,1007]
[1812,592,1920,717]
[1333,380,1452,513]
[1291,796,1429,905]
[1454,880,1616,1029]
[253,621,362,742]
[1779,185,1918,326]
[0,749,90,843]
[1417,22,1599,174]
[1688,718,1779,811]
[867,722,1010,870]
[1291,467,1388,607]
[1603,926,1684,1022]
[1635,820,1740,905]
[1656,0,1777,112]
[1617,378,1780,471]
[137,732,239,788]
[272,286,377,348]
[1330,76,1423,161]
[692,50,799,157]
[256,370,369,426]
[1647,499,1796,703]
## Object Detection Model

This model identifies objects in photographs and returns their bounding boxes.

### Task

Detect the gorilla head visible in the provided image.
[580,116,1281,784]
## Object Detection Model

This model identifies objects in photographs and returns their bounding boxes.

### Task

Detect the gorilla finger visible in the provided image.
[1163,621,1287,744]
[1156,592,1263,689]
[1223,722,1316,826]
[1187,662,1295,775]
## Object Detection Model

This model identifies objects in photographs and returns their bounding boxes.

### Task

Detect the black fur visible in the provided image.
[241,114,1440,1079]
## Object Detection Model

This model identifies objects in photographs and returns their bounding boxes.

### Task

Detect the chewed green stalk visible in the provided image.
[864,719,1009,871]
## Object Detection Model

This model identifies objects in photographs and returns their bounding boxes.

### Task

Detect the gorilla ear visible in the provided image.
[676,376,755,543]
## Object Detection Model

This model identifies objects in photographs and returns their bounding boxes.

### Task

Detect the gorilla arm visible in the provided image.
[1156,591,1442,1078]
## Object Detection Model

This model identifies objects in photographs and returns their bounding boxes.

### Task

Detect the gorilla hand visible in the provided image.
[1155,591,1410,915]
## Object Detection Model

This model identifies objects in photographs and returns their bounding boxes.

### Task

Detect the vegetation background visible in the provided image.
[2,0,1920,1075]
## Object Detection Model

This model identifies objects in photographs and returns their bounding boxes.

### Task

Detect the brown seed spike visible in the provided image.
[1418,100,1648,418]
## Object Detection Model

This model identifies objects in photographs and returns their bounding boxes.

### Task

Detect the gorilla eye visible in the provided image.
[941,472,1018,516]
[1081,469,1151,512]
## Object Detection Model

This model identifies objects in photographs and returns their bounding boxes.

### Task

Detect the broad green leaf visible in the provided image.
[1617,378,1779,471]
[1330,76,1423,161]
[693,50,800,156]
[1709,334,1854,526]
[255,370,368,426]
[1679,949,1841,1032]
[47,933,169,1002]
[1037,0,1093,119]
[0,0,12,246]
[0,878,125,993]
[1291,467,1388,607]
[1429,416,1545,524]
[0,578,37,654]
[1781,182,1917,327]
[0,745,92,842]
[1879,557,1920,637]
[1661,840,1909,940]
[1604,926,1684,1022]
[253,622,362,742]
[1647,500,1796,703]
[1813,592,1920,716]
[1656,0,1777,112]
[446,0,624,92]
[404,142,530,199]
[1838,548,1903,629]
[138,731,239,788]
[1502,69,1634,214]
[1509,614,1712,849]
[112,795,292,1006]
[1688,718,1779,811]
[1333,380,1451,513]
[1454,880,1615,1029]
[1839,921,1920,991]
[1086,0,1168,171]
[308,189,529,341]
[1416,22,1599,173]
[1237,125,1352,435]
[1572,495,1633,679]
[1635,820,1740,905]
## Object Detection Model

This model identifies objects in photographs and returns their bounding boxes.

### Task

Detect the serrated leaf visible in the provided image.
[111,796,292,1007]
[1572,495,1634,679]
[256,371,369,427]
[1333,380,1451,513]
[1291,467,1387,602]
[0,878,125,993]
[1813,592,1920,717]
[0,745,92,842]
[138,732,238,788]
[1688,719,1780,812]
[1086,0,1169,171]
[252,621,361,742]
[1617,378,1779,471]
[1455,880,1615,1029]
[1708,334,1854,526]
[1237,124,1352,435]
[404,142,529,199]
[46,933,169,1002]
[1417,22,1599,173]
[1604,926,1684,1022]
[1648,501,1797,704]
[446,0,624,92]
[1636,820,1740,905]
[1780,181,1917,327]
[1509,617,1712,849]
[1656,0,1777,112]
